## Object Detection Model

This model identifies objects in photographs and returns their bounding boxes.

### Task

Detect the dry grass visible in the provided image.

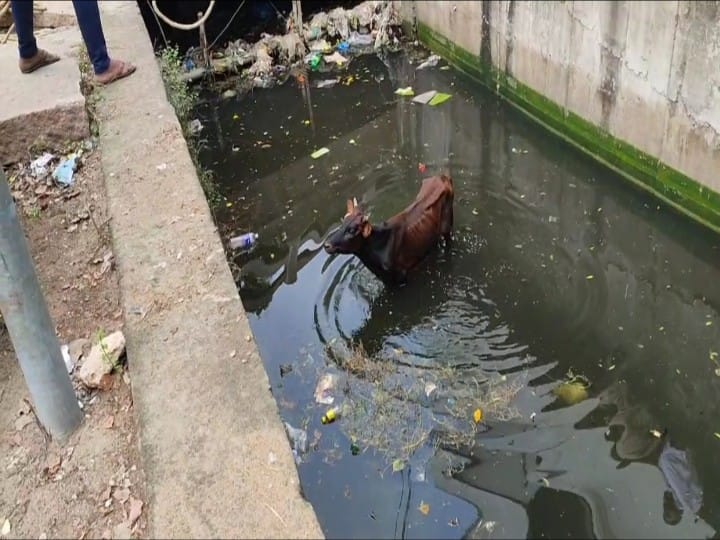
[323,339,525,468]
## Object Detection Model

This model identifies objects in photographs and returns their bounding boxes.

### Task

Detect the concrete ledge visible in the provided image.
[415,21,720,236]
[0,26,88,164]
[93,2,322,538]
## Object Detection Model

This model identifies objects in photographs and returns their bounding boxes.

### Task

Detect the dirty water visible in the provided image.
[194,50,720,538]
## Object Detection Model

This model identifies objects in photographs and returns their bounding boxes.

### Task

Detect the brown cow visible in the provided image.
[323,174,454,285]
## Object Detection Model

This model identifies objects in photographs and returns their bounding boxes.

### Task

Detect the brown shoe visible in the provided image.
[19,48,60,74]
[94,59,137,86]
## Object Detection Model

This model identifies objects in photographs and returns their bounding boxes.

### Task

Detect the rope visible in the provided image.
[146,0,168,47]
[207,0,246,50]
[151,0,215,31]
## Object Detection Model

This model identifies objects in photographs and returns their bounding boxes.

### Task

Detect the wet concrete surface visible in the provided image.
[195,50,720,539]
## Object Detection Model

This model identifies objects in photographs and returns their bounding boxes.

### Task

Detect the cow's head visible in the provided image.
[324,198,372,254]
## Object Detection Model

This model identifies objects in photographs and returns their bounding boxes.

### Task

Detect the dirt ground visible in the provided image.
[0,149,147,540]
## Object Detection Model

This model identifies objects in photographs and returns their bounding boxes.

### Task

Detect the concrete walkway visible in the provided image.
[0,2,323,537]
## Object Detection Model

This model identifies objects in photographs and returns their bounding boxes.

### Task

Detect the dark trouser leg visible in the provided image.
[71,0,110,75]
[10,0,38,59]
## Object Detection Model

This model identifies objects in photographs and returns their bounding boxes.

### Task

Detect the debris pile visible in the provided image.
[7,141,92,217]
[296,339,527,468]
[182,1,402,90]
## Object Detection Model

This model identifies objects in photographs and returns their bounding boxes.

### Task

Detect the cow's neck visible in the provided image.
[356,223,396,282]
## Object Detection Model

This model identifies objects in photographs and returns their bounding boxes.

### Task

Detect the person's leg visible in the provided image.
[71,0,136,85]
[10,0,37,59]
[11,0,60,73]
[71,0,109,74]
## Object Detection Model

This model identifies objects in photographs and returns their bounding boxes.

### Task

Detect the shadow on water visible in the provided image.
[195,50,720,538]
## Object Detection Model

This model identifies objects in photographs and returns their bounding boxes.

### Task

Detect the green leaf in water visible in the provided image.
[392,459,405,472]
[311,147,330,159]
[428,92,452,106]
[395,86,414,97]
[552,381,588,405]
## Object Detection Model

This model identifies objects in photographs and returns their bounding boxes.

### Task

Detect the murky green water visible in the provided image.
[195,49,720,539]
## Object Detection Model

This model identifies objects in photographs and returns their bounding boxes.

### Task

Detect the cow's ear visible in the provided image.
[361,221,372,238]
[346,199,354,215]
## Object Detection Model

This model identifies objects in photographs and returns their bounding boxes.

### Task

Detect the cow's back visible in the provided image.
[390,175,453,270]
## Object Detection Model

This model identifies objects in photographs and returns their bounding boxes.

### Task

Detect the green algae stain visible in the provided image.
[416,22,720,235]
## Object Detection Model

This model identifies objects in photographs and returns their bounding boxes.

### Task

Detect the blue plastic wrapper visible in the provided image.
[659,441,703,514]
[52,155,77,187]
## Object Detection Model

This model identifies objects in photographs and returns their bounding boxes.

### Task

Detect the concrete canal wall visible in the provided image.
[398,1,720,233]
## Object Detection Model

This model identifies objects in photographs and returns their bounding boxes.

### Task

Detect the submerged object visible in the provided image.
[229,232,258,250]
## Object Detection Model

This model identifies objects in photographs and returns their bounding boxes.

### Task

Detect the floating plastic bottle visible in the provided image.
[228,232,258,251]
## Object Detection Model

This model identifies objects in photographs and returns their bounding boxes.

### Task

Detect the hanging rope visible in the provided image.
[151,0,216,31]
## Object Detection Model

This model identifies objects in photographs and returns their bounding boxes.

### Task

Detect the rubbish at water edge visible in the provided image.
[658,439,703,514]
[350,441,360,455]
[305,52,322,70]
[347,32,373,47]
[511,147,529,154]
[418,501,430,515]
[395,86,414,97]
[284,422,308,459]
[311,147,330,159]
[440,65,451,71]
[337,41,350,54]
[349,139,357,145]
[308,38,332,53]
[473,408,484,424]
[412,90,437,104]
[418,163,427,173]
[392,458,405,472]
[188,118,203,135]
[315,78,339,88]
[416,54,441,70]
[650,429,664,438]
[321,406,342,424]
[30,152,54,178]
[324,51,348,65]
[222,89,237,99]
[77,330,126,389]
[428,92,452,106]
[229,232,259,251]
[52,154,77,187]
[187,2,399,90]
[314,373,338,405]
[424,381,437,398]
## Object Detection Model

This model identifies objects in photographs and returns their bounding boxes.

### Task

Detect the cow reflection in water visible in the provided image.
[324,175,454,286]
[424,387,713,539]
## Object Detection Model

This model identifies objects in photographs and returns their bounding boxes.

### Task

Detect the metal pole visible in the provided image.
[198,11,210,72]
[0,168,83,440]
